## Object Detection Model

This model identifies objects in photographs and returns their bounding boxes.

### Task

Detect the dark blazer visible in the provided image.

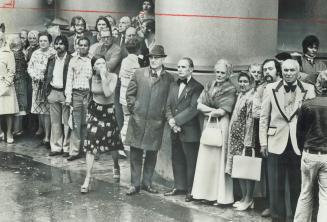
[166,77,204,142]
[125,67,174,151]
[44,53,72,96]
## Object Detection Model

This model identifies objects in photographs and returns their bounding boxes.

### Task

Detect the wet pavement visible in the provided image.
[0,136,270,222]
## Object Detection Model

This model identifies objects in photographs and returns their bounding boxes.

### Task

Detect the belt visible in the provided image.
[50,85,64,91]
[73,88,89,92]
[304,149,327,155]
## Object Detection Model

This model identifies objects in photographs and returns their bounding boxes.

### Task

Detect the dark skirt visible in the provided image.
[83,100,123,155]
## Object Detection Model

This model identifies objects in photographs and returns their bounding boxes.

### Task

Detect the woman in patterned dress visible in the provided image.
[191,59,237,205]
[28,32,56,147]
[81,55,123,193]
[226,72,255,211]
[10,36,28,135]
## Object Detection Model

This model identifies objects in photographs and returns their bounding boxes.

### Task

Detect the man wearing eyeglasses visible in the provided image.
[125,45,174,196]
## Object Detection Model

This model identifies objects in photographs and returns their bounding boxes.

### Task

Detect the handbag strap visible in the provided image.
[206,113,220,128]
[242,148,255,157]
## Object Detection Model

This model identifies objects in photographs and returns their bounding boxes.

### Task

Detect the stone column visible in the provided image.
[155,0,279,183]
[156,0,279,69]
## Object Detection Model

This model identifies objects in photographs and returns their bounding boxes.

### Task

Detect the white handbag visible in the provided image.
[200,114,223,147]
[231,148,262,181]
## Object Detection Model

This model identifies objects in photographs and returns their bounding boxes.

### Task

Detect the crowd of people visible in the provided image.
[0,1,326,222]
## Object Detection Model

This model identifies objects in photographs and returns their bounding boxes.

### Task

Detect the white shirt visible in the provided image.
[51,53,67,89]
[178,75,192,98]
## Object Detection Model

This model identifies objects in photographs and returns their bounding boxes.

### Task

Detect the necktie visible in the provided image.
[177,78,188,86]
[284,84,297,93]
[150,70,158,78]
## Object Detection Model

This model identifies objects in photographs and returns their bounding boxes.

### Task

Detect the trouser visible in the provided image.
[171,135,199,193]
[48,89,70,153]
[268,140,301,221]
[294,151,327,222]
[69,90,88,156]
[130,146,158,187]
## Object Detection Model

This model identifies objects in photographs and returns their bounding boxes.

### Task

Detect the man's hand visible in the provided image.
[172,125,181,133]
[168,118,176,128]
[260,145,268,158]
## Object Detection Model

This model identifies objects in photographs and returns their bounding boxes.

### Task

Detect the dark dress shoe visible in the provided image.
[67,155,81,161]
[49,151,63,156]
[126,186,140,196]
[164,189,187,196]
[142,185,159,194]
[62,152,69,157]
[185,194,194,202]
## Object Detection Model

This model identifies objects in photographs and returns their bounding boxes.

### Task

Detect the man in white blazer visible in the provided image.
[259,59,316,222]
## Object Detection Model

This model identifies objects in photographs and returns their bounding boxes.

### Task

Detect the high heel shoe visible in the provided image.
[236,200,254,211]
[233,201,242,208]
[80,178,93,194]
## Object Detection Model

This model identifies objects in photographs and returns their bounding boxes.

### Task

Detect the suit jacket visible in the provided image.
[125,67,174,151]
[166,77,204,142]
[43,53,72,96]
[93,43,122,74]
[259,80,315,155]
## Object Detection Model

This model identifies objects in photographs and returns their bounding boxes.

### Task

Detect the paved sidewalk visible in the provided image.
[0,135,269,222]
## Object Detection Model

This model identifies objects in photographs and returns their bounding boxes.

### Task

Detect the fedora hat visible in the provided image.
[148,45,167,57]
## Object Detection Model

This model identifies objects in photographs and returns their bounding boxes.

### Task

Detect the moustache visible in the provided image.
[264,75,274,83]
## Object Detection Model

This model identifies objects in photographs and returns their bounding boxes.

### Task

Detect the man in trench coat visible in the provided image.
[125,45,174,195]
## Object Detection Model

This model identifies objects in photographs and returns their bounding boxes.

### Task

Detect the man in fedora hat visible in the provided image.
[125,45,174,195]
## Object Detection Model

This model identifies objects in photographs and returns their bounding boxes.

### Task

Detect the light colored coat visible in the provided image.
[259,80,315,155]
[125,67,174,151]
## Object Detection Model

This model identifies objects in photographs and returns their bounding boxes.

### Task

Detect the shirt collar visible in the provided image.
[151,66,163,77]
[56,52,67,61]
[283,80,297,86]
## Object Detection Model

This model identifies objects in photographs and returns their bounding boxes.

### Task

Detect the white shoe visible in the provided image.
[233,201,242,208]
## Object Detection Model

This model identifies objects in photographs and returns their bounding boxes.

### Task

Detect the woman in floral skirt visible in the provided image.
[80,55,123,193]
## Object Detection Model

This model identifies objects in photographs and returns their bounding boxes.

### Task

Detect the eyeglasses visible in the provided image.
[101,36,112,40]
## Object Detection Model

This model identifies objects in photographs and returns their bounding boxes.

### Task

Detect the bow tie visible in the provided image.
[284,84,297,93]
[177,78,188,86]
[150,70,158,78]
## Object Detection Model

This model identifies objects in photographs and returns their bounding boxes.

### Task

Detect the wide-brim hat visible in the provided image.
[148,45,167,57]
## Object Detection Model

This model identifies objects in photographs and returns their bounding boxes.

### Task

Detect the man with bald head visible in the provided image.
[259,59,315,222]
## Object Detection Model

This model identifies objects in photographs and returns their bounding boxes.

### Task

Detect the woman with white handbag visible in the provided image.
[191,59,237,205]
[226,72,261,211]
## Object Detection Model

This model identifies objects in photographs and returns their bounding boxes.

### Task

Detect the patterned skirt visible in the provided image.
[83,100,123,155]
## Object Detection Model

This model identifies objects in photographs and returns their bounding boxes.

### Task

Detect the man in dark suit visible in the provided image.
[259,59,316,222]
[164,57,203,202]
[44,35,72,156]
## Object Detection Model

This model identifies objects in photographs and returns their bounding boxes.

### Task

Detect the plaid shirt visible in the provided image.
[65,55,92,103]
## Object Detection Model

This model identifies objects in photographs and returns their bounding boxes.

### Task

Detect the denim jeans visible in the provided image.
[48,90,70,153]
[294,151,327,222]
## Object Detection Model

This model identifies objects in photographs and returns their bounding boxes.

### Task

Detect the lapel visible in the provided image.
[143,68,153,88]
[177,77,194,104]
[289,80,308,120]
[272,80,308,122]
[272,80,289,122]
